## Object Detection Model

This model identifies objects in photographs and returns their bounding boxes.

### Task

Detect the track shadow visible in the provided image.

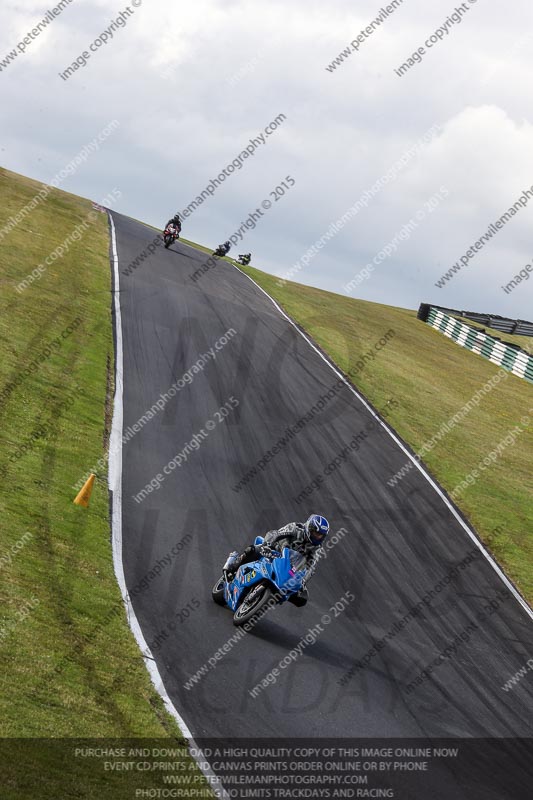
[247,615,352,670]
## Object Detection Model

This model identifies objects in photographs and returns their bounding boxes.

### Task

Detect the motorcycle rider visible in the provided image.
[225,514,329,607]
[238,253,251,265]
[214,241,231,256]
[164,213,182,235]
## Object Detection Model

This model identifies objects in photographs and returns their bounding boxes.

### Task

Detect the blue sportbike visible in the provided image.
[212,536,307,627]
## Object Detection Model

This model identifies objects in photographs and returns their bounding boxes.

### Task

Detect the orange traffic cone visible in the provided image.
[74,474,95,507]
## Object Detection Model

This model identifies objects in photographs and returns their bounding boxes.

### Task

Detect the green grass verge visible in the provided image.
[0,168,211,797]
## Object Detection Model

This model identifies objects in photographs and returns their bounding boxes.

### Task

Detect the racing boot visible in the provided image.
[223,551,240,580]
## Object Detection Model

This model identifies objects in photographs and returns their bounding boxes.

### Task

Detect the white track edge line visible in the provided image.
[107,212,228,799]
[230,262,533,623]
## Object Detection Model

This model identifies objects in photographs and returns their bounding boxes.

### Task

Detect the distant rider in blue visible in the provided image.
[226,514,330,607]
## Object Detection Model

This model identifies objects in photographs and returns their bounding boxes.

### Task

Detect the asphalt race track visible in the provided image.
[110,211,533,776]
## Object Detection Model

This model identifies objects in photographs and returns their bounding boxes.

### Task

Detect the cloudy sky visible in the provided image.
[2,0,533,318]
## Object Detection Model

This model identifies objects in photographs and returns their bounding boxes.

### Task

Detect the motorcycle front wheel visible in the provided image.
[212,575,226,606]
[233,581,273,627]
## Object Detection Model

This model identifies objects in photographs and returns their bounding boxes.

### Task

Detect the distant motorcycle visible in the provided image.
[212,536,307,627]
[236,253,251,266]
[163,224,180,249]
[213,243,231,257]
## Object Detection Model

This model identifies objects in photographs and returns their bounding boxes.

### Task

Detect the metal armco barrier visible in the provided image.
[418,303,533,337]
[418,305,533,384]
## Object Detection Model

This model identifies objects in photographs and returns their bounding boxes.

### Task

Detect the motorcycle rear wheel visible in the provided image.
[233,581,273,627]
